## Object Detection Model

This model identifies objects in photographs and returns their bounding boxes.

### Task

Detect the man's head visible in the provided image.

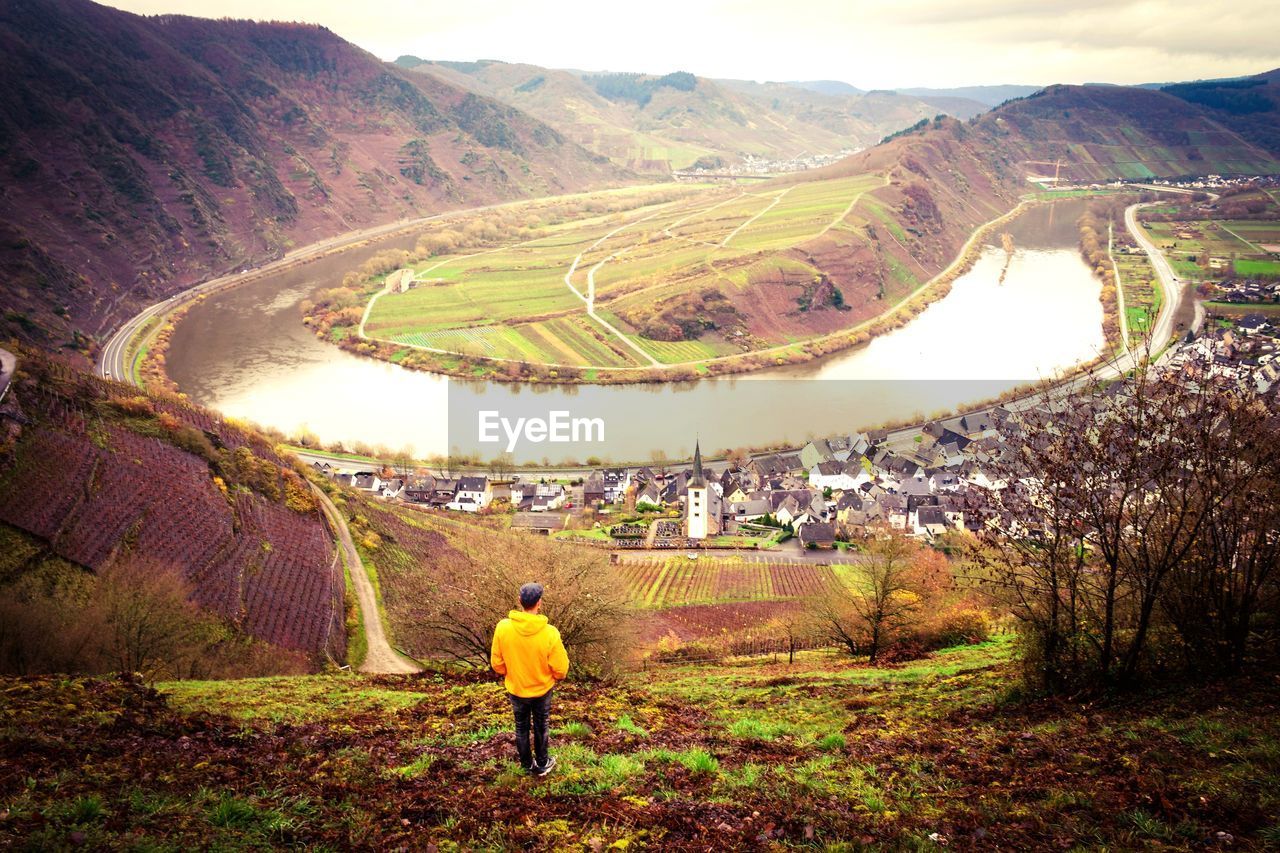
[519,582,544,612]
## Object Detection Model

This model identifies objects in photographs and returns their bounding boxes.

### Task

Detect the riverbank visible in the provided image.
[309,196,1043,385]
[134,191,1126,463]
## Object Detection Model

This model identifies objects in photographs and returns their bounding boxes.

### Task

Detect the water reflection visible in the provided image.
[166,200,1102,460]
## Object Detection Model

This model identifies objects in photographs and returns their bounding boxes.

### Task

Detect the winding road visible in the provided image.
[96,206,518,383]
[1124,201,1190,352]
[312,483,421,674]
[563,211,669,367]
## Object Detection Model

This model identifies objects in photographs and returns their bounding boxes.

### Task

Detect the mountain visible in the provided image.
[810,83,1280,199]
[906,94,990,120]
[0,346,347,675]
[788,79,988,120]
[678,82,1280,354]
[899,84,1041,107]
[981,83,1280,180]
[788,79,865,97]
[1162,68,1280,157]
[0,0,627,350]
[398,59,953,173]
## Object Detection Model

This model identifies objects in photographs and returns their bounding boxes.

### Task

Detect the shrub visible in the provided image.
[616,715,648,737]
[927,607,992,649]
[406,521,633,676]
[208,795,259,828]
[555,721,592,739]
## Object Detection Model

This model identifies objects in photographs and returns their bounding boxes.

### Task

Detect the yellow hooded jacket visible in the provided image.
[490,610,570,698]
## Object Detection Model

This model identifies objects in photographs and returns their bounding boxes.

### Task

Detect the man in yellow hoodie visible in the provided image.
[490,582,570,776]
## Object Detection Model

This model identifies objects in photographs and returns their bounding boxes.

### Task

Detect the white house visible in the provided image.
[808,461,870,493]
[447,476,492,512]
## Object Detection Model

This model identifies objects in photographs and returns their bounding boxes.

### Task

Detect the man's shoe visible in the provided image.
[534,756,557,777]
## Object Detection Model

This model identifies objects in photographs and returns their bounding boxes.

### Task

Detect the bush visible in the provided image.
[926,607,992,649]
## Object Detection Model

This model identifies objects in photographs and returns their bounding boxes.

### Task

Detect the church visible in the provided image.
[684,441,722,539]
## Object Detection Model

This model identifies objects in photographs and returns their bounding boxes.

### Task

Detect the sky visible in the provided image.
[98,0,1280,90]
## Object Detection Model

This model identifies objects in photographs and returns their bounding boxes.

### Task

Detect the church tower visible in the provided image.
[686,440,709,540]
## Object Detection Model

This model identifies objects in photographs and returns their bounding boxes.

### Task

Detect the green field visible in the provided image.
[361,173,890,368]
[1236,258,1280,276]
[13,639,1280,849]
[1142,217,1280,283]
[1205,301,1280,315]
[1114,250,1162,345]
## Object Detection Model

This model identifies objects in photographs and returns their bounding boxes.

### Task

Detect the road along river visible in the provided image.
[164,199,1105,463]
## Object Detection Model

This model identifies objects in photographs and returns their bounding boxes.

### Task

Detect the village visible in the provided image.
[313,310,1280,555]
[672,149,860,181]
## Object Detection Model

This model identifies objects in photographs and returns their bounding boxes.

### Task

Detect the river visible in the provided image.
[166,198,1103,463]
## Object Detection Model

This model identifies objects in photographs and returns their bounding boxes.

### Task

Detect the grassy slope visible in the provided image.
[3,640,1278,849]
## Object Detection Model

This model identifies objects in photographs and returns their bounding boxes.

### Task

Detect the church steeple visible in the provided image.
[689,440,706,489]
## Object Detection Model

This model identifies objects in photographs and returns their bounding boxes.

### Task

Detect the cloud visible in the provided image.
[96,0,1280,89]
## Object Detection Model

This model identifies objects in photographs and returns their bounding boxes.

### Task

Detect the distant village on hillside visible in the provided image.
[314,313,1280,552]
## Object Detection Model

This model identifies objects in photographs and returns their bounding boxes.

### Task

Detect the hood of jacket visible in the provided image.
[507,610,548,637]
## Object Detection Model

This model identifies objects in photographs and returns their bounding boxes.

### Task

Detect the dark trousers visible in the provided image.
[508,690,552,770]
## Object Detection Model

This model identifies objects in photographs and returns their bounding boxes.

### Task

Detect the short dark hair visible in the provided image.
[519,582,544,609]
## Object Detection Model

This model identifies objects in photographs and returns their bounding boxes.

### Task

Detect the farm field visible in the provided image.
[616,556,839,608]
[0,354,345,664]
[1114,250,1162,343]
[361,171,897,369]
[1236,258,1280,276]
[1143,214,1280,282]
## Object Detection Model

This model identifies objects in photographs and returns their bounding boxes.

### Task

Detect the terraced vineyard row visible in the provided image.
[616,557,836,608]
[0,363,343,659]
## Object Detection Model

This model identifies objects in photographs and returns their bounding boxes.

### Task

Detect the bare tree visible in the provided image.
[394,446,415,479]
[766,610,811,665]
[487,452,514,482]
[96,558,202,680]
[807,531,947,663]
[970,358,1280,689]
[413,526,632,674]
[650,449,670,479]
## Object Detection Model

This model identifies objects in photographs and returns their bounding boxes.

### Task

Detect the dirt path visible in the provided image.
[720,186,792,248]
[1108,221,1132,357]
[312,483,421,674]
[815,175,888,239]
[564,211,671,366]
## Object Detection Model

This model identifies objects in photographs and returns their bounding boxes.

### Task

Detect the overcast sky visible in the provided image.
[98,0,1280,89]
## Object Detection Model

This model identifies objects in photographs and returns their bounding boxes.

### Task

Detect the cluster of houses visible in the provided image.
[673,149,858,181]
[560,410,1011,548]
[1211,278,1280,304]
[1168,318,1280,395]
[315,464,572,514]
